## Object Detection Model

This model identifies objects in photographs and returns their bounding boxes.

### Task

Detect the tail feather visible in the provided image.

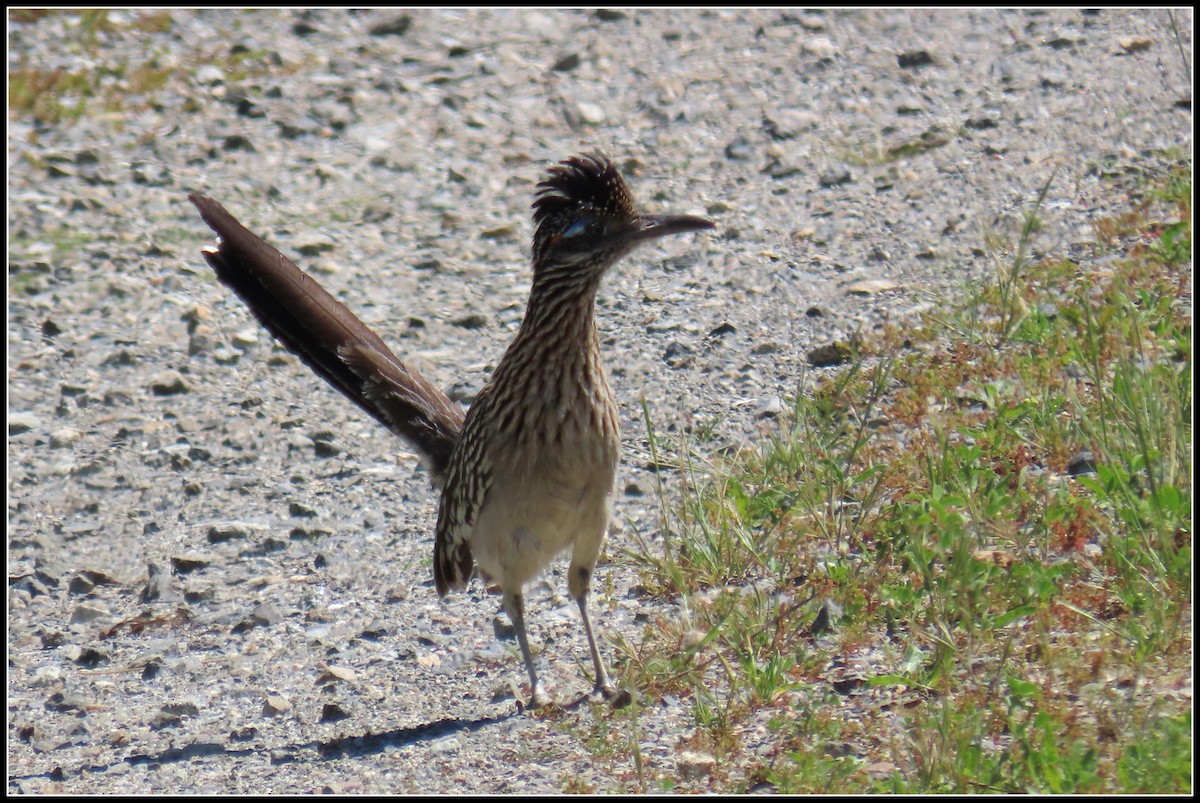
[188,194,464,481]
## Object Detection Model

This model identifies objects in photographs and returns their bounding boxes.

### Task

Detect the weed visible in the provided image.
[592,160,1192,793]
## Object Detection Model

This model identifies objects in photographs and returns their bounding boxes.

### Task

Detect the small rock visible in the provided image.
[248,602,284,627]
[207,523,253,543]
[1066,450,1097,476]
[289,501,318,518]
[1044,31,1083,50]
[32,737,73,753]
[810,598,844,634]
[235,96,264,118]
[75,646,107,667]
[30,666,63,688]
[763,109,818,140]
[493,615,515,640]
[663,340,694,368]
[798,14,826,31]
[707,322,736,339]
[150,711,184,731]
[762,158,801,179]
[163,701,201,717]
[231,328,259,349]
[803,35,838,59]
[171,553,212,573]
[965,114,1000,130]
[317,666,358,684]
[453,313,488,329]
[724,136,754,161]
[9,411,40,435]
[429,734,461,754]
[1117,36,1153,54]
[148,371,189,396]
[551,53,581,72]
[320,702,351,722]
[141,562,172,602]
[819,168,852,187]
[807,342,852,367]
[67,573,95,595]
[574,101,605,126]
[195,64,225,85]
[45,690,89,712]
[897,49,935,69]
[13,575,50,598]
[296,240,336,257]
[1040,71,1068,88]
[369,14,411,36]
[677,751,717,782]
[264,695,292,716]
[222,134,256,152]
[755,396,786,418]
[845,277,899,296]
[142,657,163,679]
[39,629,66,648]
[49,427,83,449]
[480,222,519,240]
[70,602,111,625]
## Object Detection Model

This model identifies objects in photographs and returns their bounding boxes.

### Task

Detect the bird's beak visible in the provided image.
[632,213,716,242]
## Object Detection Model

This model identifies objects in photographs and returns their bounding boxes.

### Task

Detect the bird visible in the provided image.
[189,154,714,708]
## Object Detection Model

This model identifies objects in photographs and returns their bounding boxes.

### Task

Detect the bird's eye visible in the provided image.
[562,216,599,239]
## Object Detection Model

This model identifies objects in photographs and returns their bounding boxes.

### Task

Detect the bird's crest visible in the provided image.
[532,154,636,241]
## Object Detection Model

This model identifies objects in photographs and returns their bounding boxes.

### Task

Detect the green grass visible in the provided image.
[8,10,276,126]
[593,160,1192,793]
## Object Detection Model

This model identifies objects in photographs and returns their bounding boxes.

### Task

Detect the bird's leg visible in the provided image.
[504,591,550,709]
[576,591,615,698]
[570,566,629,705]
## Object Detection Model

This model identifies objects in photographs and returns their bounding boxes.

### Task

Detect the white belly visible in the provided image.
[469,454,614,590]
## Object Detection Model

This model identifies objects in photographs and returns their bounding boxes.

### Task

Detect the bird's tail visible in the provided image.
[188,194,464,482]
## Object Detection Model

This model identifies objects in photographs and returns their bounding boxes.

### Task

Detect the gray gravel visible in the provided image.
[7,8,1192,794]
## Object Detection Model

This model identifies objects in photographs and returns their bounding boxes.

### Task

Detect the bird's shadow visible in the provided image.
[12,710,525,786]
[10,681,630,788]
[319,688,616,760]
[316,710,518,760]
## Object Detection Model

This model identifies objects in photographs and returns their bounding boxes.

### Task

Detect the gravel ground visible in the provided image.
[7,8,1192,794]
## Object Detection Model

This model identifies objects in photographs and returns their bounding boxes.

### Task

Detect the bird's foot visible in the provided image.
[520,684,552,711]
[596,683,632,709]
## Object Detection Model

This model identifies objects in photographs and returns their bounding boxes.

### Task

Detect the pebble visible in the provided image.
[9,411,41,434]
[369,14,411,36]
[845,278,900,296]
[49,427,82,449]
[30,666,64,688]
[676,751,716,782]
[69,602,111,625]
[148,371,189,396]
[573,101,606,126]
[263,695,292,715]
[807,342,852,367]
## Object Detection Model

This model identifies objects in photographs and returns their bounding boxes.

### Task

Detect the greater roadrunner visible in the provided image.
[189,154,713,707]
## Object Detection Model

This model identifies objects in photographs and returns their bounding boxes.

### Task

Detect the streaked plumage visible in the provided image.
[190,154,713,707]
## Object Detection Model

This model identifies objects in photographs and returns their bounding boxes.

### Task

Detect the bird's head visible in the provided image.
[530,154,713,280]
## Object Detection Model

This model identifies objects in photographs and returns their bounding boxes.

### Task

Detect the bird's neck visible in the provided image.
[492,268,606,387]
[519,261,609,348]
